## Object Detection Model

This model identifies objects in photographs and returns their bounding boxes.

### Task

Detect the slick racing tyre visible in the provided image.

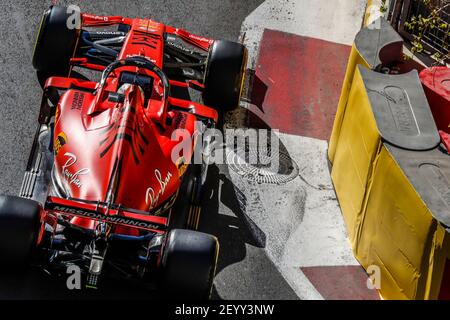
[160,229,219,300]
[203,40,247,112]
[32,5,80,77]
[0,196,41,268]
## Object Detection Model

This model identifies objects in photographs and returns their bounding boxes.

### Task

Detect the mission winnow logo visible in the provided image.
[49,203,164,231]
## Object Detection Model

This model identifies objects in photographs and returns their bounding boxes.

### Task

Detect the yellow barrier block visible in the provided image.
[331,67,380,245]
[328,46,371,164]
[357,145,450,300]
[328,18,403,163]
[330,63,449,299]
[357,146,437,299]
[424,224,450,300]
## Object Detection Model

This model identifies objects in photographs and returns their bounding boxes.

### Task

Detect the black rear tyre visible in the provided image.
[160,229,219,300]
[0,196,41,267]
[203,40,247,112]
[170,166,201,230]
[32,5,80,76]
[171,146,206,230]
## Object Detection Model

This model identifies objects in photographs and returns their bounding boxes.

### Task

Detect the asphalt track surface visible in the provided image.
[0,0,299,299]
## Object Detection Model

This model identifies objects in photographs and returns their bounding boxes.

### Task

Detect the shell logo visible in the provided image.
[54,132,68,155]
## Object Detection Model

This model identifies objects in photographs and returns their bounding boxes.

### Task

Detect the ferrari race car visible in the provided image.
[0,5,247,299]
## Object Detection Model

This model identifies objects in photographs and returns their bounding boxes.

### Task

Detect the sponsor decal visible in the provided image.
[83,14,109,22]
[61,152,90,188]
[188,34,213,43]
[137,19,160,32]
[71,92,84,111]
[167,40,195,55]
[176,156,188,177]
[145,169,173,209]
[51,205,163,231]
[54,132,68,155]
[125,53,157,64]
[92,31,124,36]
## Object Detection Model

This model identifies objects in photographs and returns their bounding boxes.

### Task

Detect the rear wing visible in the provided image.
[45,196,168,233]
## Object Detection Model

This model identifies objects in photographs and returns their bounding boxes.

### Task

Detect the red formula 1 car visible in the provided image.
[0,5,247,298]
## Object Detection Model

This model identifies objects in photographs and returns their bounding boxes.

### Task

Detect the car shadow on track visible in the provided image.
[199,164,263,300]
[200,165,267,262]
[200,162,299,300]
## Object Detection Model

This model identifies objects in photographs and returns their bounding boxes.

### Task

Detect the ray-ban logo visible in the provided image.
[62,152,90,188]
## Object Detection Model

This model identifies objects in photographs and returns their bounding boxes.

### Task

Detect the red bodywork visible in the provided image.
[41,13,218,236]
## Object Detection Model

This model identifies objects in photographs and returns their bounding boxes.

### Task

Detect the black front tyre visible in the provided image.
[32,5,80,76]
[203,40,248,112]
[0,196,42,268]
[160,229,219,300]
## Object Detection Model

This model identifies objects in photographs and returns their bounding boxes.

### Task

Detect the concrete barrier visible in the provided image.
[328,17,403,163]
[330,63,450,299]
[358,144,450,299]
